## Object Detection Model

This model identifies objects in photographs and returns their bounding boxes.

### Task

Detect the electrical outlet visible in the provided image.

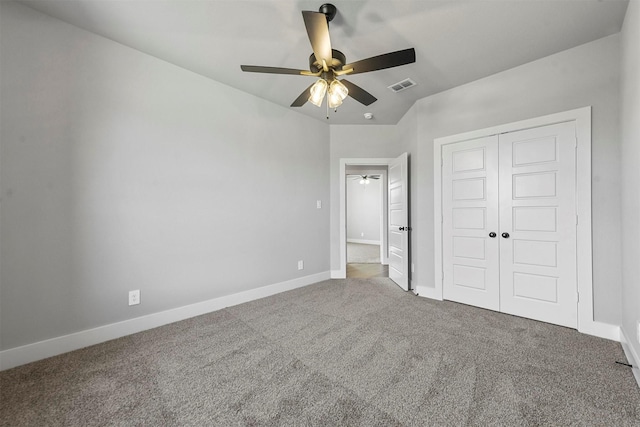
[297,260,304,270]
[360,232,364,237]
[128,290,140,306]
[316,200,322,209]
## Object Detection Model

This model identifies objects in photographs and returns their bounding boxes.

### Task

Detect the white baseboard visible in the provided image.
[414,285,622,343]
[0,271,331,371]
[331,269,345,279]
[579,321,620,342]
[620,327,640,389]
[347,239,380,245]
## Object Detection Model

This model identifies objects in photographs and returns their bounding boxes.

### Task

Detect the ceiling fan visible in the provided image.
[240,3,416,114]
[348,174,381,184]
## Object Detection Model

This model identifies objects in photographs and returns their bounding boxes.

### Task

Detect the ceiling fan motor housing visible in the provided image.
[309,49,346,73]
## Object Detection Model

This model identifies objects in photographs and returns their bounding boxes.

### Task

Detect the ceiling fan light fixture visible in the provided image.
[327,93,342,109]
[330,79,348,100]
[240,4,416,114]
[327,91,343,108]
[309,78,328,107]
[327,79,348,108]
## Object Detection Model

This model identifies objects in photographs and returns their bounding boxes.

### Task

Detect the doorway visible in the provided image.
[338,154,410,289]
[346,166,388,278]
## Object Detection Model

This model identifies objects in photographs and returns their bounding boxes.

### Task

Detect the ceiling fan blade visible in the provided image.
[290,83,315,107]
[302,11,332,70]
[241,65,313,75]
[341,80,377,106]
[343,48,416,75]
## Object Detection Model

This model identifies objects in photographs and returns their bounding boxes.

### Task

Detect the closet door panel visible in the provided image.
[442,136,500,311]
[498,122,577,328]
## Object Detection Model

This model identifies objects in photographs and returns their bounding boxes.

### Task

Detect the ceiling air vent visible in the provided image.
[388,78,417,93]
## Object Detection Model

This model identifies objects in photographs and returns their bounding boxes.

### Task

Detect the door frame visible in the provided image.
[338,158,393,278]
[431,106,615,340]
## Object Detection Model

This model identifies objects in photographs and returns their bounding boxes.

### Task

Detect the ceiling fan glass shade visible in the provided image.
[309,78,328,107]
[327,79,348,108]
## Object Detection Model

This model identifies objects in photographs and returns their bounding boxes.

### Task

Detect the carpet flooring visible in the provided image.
[1,278,639,426]
[347,243,381,264]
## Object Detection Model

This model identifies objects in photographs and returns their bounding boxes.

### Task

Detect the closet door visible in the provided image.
[442,136,500,311]
[498,122,577,328]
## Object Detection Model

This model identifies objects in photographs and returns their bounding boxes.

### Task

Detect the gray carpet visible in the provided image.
[1,278,639,426]
[347,243,381,264]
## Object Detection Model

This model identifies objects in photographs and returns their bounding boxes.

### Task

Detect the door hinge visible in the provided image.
[576,292,580,302]
[576,215,579,225]
[442,270,445,279]
[441,157,444,166]
[441,215,443,224]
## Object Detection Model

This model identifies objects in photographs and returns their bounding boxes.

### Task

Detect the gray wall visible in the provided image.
[620,0,640,361]
[0,2,330,350]
[412,34,622,325]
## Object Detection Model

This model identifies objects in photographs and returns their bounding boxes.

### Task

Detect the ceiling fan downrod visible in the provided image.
[319,3,337,23]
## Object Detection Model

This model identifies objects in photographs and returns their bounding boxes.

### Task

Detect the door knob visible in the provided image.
[501,232,510,238]
[399,227,405,231]
[489,232,497,238]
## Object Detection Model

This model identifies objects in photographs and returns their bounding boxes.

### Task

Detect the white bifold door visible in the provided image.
[442,122,577,328]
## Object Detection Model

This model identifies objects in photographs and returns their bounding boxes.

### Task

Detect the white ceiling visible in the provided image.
[17,0,629,125]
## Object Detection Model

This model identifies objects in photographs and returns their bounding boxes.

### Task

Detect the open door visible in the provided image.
[388,153,409,290]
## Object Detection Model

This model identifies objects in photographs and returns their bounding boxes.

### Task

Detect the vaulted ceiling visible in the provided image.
[18,0,629,124]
